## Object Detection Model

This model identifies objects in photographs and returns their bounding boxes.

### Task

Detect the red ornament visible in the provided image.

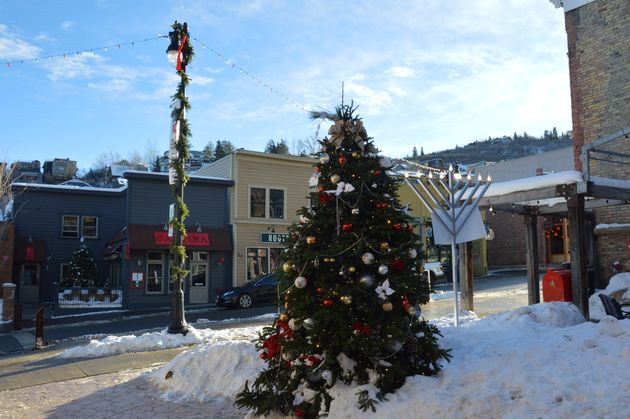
[352,322,371,335]
[316,287,325,294]
[262,333,281,359]
[373,169,382,177]
[317,185,325,193]
[319,193,333,203]
[323,299,333,307]
[306,354,322,367]
[375,202,388,209]
[338,154,347,166]
[391,257,404,271]
[342,223,353,232]
[295,407,305,417]
[406,224,414,233]
[392,223,402,231]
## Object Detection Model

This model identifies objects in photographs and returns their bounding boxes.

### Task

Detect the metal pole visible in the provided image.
[450,171,460,326]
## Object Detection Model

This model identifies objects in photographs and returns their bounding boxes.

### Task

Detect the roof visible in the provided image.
[12,182,127,196]
[122,170,234,186]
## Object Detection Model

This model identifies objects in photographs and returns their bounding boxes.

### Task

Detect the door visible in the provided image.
[189,252,208,304]
[20,263,40,303]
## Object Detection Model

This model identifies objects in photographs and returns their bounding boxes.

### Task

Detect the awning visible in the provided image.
[14,239,46,263]
[127,224,232,251]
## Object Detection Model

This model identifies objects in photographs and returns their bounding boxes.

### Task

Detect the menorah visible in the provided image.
[405,165,491,326]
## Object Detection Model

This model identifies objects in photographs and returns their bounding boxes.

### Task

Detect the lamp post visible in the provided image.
[166,21,193,335]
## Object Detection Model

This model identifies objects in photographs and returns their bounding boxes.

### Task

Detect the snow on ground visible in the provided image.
[589,272,630,320]
[150,302,630,418]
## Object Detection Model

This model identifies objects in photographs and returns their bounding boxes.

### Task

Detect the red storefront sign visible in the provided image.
[25,245,35,262]
[153,231,210,246]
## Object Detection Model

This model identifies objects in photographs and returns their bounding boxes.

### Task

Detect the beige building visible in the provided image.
[196,150,316,286]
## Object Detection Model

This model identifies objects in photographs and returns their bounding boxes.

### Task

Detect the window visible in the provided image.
[82,216,99,239]
[246,247,283,280]
[269,189,284,219]
[146,251,164,293]
[60,263,71,286]
[62,215,79,238]
[250,188,266,218]
[190,252,208,287]
[249,187,285,219]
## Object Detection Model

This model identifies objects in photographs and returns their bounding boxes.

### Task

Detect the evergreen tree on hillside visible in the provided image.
[235,103,450,418]
[213,140,235,161]
[412,146,418,159]
[203,141,214,160]
[265,139,290,154]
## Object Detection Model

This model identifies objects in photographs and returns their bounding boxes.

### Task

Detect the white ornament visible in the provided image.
[320,155,330,164]
[359,274,375,288]
[378,264,389,275]
[309,173,320,188]
[361,252,375,265]
[303,318,315,330]
[294,276,308,289]
[375,279,395,300]
[288,318,302,331]
[408,248,418,259]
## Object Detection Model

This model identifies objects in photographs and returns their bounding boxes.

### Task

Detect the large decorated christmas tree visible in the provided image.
[64,244,97,287]
[236,103,450,418]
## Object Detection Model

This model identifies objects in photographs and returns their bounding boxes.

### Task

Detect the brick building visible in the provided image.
[553,0,630,284]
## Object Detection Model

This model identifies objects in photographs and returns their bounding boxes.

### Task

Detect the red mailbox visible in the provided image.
[542,268,572,302]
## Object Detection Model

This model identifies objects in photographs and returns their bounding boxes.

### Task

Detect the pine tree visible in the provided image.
[66,244,97,287]
[235,103,450,418]
[411,146,418,159]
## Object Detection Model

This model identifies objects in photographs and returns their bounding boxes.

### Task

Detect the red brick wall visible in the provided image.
[486,212,545,267]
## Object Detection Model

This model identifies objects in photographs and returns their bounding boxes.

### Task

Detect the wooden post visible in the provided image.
[524,209,540,305]
[459,242,474,311]
[567,192,588,318]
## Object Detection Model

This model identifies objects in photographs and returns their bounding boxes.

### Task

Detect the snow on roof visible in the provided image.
[12,182,127,193]
[483,170,583,198]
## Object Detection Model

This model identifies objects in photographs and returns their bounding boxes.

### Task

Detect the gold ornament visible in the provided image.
[340,295,352,305]
[285,302,289,309]
[282,262,292,273]
[330,174,341,184]
[379,242,390,252]
[279,313,289,322]
[348,266,356,273]
[324,257,330,263]
[382,301,393,312]
[306,236,316,245]
[352,151,360,158]
[329,257,336,262]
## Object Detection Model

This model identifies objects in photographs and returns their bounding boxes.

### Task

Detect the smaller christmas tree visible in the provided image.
[65,244,97,287]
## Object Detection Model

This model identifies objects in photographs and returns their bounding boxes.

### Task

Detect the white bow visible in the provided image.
[375,279,395,300]
[309,173,320,187]
[326,182,355,196]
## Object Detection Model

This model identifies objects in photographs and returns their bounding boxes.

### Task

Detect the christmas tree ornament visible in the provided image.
[323,299,333,307]
[324,257,330,263]
[317,185,325,193]
[306,236,316,245]
[313,258,320,268]
[319,192,333,203]
[406,305,416,316]
[338,154,347,166]
[303,318,315,330]
[340,295,352,305]
[316,287,325,294]
[338,269,345,276]
[282,262,292,273]
[329,257,336,262]
[379,242,390,252]
[294,276,308,289]
[351,151,360,158]
[279,312,289,322]
[378,264,389,275]
[376,202,388,209]
[406,224,414,233]
[321,370,333,385]
[408,248,418,259]
[351,208,360,215]
[391,257,404,271]
[361,252,375,265]
[392,223,402,231]
[284,302,289,309]
[282,351,295,361]
[375,279,395,300]
[320,155,330,164]
[348,266,356,273]
[342,223,353,232]
[330,174,341,184]
[288,318,301,330]
[382,301,393,312]
[359,273,375,288]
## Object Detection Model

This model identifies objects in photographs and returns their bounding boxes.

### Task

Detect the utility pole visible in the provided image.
[166,21,193,334]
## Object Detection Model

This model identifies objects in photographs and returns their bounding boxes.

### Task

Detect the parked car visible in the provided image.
[216,274,278,309]
[421,261,445,286]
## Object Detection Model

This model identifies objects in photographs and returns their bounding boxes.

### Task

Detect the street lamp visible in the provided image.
[166,21,193,335]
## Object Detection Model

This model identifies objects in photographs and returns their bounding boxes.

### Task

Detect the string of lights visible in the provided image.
[400,158,443,173]
[4,32,310,115]
[4,35,168,68]
[192,36,308,113]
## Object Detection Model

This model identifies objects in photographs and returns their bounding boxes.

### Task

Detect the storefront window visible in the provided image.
[191,252,208,287]
[147,251,164,293]
[247,247,268,280]
[269,248,282,274]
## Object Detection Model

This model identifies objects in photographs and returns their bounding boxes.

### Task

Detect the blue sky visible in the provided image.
[0,0,571,171]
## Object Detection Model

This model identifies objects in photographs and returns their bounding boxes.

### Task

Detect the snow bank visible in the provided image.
[57,325,261,359]
[150,302,630,418]
[589,272,630,320]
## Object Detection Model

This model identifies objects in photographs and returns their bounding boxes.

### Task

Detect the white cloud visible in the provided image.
[88,78,132,92]
[0,24,41,60]
[60,21,76,30]
[192,75,214,86]
[41,51,103,81]
[385,66,417,78]
[34,33,56,42]
[345,81,393,114]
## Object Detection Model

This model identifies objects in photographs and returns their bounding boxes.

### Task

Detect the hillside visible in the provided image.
[410,131,572,166]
